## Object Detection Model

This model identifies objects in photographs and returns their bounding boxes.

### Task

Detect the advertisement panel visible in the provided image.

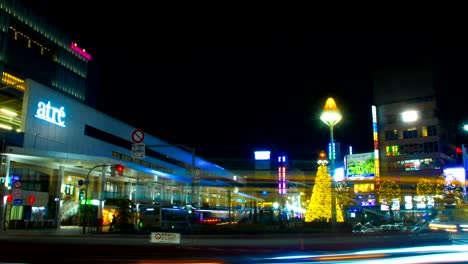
[346,152,375,179]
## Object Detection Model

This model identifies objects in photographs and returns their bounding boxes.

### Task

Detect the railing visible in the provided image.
[8,219,55,229]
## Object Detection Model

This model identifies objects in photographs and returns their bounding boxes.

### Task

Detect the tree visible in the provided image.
[305,164,344,223]
[416,178,432,197]
[105,198,136,231]
[416,176,446,208]
[336,181,352,219]
[378,180,401,223]
[434,174,447,208]
[446,177,464,206]
[417,178,434,207]
[419,174,463,208]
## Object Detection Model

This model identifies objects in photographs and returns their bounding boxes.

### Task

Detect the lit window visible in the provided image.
[401,110,418,122]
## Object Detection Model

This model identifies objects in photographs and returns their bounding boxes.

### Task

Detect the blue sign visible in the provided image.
[13,199,22,205]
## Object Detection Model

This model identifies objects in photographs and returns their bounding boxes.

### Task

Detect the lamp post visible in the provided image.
[462,125,468,204]
[146,144,197,207]
[320,97,342,227]
[81,164,107,234]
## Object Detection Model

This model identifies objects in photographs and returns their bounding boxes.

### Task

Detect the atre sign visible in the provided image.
[34,100,66,127]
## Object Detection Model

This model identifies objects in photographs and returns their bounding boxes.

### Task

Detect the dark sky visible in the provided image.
[28,2,468,161]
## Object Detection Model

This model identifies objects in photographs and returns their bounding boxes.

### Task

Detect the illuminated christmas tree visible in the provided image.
[305,151,344,223]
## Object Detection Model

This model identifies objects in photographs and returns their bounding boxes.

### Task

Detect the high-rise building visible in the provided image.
[372,61,459,193]
[0,0,96,133]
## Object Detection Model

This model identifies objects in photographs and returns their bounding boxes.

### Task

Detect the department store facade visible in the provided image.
[0,79,254,229]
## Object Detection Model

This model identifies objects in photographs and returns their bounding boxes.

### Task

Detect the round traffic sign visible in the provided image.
[13,181,21,188]
[154,233,161,240]
[132,129,145,143]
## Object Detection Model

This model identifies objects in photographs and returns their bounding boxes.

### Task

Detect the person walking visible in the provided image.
[109,214,116,232]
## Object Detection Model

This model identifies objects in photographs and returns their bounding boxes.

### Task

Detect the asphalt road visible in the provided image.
[0,227,456,263]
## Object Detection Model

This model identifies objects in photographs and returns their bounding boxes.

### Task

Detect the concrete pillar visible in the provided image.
[55,166,64,228]
[462,144,468,203]
[0,155,10,231]
[98,166,107,219]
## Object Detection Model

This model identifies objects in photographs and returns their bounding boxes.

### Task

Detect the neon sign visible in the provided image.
[70,42,92,61]
[34,101,66,127]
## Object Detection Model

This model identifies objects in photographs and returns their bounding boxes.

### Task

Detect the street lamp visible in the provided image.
[320,97,342,226]
[459,123,468,203]
[146,144,197,207]
[81,164,105,234]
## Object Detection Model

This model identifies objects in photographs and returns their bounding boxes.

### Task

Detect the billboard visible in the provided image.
[346,152,375,179]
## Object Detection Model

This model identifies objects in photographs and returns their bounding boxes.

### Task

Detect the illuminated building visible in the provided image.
[373,63,458,179]
[0,0,96,119]
[371,62,462,222]
[0,1,247,230]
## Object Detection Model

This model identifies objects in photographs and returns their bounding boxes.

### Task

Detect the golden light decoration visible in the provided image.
[317,150,328,166]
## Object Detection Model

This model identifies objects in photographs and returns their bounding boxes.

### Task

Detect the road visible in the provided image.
[0,227,462,263]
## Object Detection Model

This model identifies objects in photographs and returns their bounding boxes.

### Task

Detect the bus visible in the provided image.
[192,208,231,225]
[139,205,189,232]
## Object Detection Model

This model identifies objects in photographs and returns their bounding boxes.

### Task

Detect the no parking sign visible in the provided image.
[131,129,145,143]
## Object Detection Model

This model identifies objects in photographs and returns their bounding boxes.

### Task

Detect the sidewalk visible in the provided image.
[0,225,109,236]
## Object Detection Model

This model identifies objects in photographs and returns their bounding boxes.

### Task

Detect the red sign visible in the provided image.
[13,181,22,188]
[131,129,145,143]
[29,195,35,204]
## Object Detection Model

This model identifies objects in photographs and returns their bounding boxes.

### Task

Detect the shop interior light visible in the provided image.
[0,123,13,130]
[0,108,17,117]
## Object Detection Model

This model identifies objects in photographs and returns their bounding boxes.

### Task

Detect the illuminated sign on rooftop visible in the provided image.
[254,151,271,160]
[70,42,91,61]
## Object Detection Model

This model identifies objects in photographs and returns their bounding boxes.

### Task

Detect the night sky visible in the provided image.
[26,2,468,161]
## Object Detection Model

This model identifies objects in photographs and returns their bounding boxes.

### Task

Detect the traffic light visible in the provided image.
[29,195,35,204]
[111,164,124,176]
[116,164,124,174]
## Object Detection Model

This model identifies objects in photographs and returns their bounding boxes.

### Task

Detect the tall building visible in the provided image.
[0,0,96,135]
[341,61,464,224]
[372,61,460,203]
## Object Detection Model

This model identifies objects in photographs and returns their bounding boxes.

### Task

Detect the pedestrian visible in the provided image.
[109,214,116,232]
